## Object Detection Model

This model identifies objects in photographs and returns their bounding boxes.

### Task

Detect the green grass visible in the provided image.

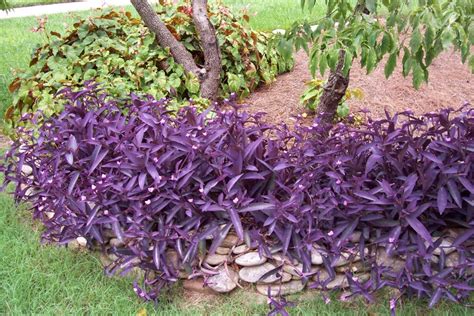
[0,10,93,123]
[0,188,473,314]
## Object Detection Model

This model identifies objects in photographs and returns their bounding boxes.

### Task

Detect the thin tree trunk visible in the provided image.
[192,0,221,100]
[131,0,221,100]
[131,0,200,76]
[317,50,350,123]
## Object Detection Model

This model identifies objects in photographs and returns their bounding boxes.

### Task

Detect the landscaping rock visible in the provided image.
[239,262,279,283]
[376,248,405,272]
[21,164,33,176]
[256,280,305,296]
[336,261,370,273]
[45,211,55,219]
[109,238,124,248]
[76,236,87,247]
[431,237,455,255]
[183,278,215,295]
[282,263,303,276]
[281,272,293,283]
[221,234,241,248]
[311,246,323,265]
[208,268,239,293]
[445,252,459,268]
[233,244,250,255]
[205,254,228,266]
[333,252,351,267]
[216,247,231,255]
[235,252,266,266]
[325,275,348,289]
[350,231,362,243]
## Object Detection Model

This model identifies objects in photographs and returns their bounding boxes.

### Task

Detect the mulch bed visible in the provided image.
[243,49,474,124]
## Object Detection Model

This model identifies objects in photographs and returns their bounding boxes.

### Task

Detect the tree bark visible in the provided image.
[317,50,350,123]
[131,0,200,76]
[192,0,221,100]
[130,0,221,101]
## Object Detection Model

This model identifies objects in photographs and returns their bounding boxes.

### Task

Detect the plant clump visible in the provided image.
[5,3,293,133]
[2,85,473,312]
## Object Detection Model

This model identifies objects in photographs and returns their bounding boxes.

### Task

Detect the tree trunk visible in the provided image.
[317,50,350,123]
[131,0,221,101]
[192,0,221,100]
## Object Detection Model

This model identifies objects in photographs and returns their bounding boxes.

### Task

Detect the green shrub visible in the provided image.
[5,3,293,131]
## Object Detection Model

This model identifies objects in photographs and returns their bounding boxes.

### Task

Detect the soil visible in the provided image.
[243,50,474,124]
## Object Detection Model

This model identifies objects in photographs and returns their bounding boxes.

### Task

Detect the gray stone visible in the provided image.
[208,268,239,293]
[256,280,305,296]
[21,164,33,176]
[109,238,124,248]
[235,252,266,266]
[216,247,231,255]
[431,237,455,256]
[281,272,292,283]
[445,252,459,268]
[376,248,405,272]
[239,262,279,283]
[323,274,357,289]
[183,278,215,294]
[282,263,303,276]
[311,246,323,265]
[221,234,241,248]
[272,252,297,265]
[233,244,250,255]
[336,261,371,273]
[205,253,228,266]
[333,252,351,267]
[45,211,55,219]
[350,231,362,243]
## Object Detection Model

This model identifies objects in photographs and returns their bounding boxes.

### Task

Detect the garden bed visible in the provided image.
[244,50,474,125]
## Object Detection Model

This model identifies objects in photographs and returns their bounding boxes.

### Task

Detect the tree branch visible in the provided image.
[131,0,201,77]
[192,0,221,100]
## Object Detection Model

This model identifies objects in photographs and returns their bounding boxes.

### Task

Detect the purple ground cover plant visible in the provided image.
[2,84,473,311]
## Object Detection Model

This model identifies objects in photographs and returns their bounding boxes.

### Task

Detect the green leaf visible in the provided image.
[410,28,422,53]
[319,53,328,76]
[384,53,397,79]
[365,0,376,13]
[469,55,474,74]
[366,48,377,74]
[424,26,434,49]
[412,62,425,89]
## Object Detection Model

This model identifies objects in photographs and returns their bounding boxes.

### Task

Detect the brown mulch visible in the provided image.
[242,50,474,124]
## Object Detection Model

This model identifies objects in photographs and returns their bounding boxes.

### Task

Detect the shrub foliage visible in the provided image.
[2,86,473,309]
[5,4,293,130]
